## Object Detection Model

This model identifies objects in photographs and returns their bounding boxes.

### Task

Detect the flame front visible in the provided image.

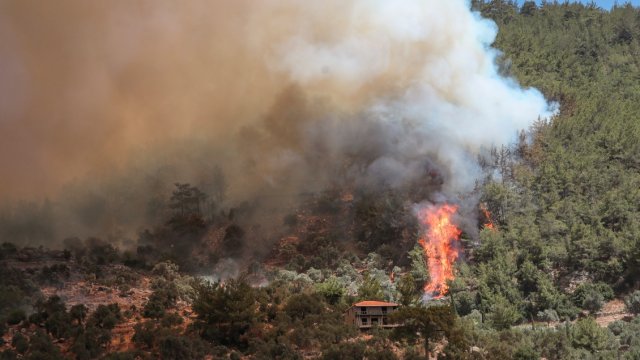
[417,204,461,299]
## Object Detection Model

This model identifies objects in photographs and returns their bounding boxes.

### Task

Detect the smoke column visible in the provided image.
[0,0,553,243]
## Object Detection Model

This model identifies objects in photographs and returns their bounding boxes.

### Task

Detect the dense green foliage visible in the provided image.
[411,1,640,338]
[475,0,640,292]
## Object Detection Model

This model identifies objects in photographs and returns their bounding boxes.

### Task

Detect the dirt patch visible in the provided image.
[595,299,629,327]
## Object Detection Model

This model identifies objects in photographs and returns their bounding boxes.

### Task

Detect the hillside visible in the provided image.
[1,1,640,359]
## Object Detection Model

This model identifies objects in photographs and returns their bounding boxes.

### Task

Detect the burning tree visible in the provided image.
[416,204,462,300]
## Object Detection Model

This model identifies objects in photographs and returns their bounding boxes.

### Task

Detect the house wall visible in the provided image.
[346,305,398,329]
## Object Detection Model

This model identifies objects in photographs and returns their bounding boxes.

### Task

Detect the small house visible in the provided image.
[345,301,399,329]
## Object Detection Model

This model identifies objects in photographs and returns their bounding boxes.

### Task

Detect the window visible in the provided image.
[381,307,387,314]
[361,307,367,314]
[361,318,368,324]
[372,318,379,325]
[383,318,388,325]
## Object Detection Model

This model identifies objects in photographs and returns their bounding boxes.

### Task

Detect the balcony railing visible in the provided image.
[356,310,391,316]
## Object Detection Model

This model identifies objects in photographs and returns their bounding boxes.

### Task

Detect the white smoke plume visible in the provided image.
[244,0,554,195]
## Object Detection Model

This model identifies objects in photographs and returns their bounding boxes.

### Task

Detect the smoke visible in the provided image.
[0,0,553,244]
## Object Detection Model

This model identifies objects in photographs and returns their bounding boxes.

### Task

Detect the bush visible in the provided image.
[321,341,366,360]
[252,339,301,360]
[133,321,157,349]
[102,352,142,360]
[71,326,112,360]
[488,296,521,330]
[192,277,255,347]
[158,335,207,360]
[607,320,625,336]
[513,345,539,360]
[161,312,184,328]
[11,333,28,354]
[0,350,17,360]
[453,291,476,316]
[44,310,74,338]
[625,290,640,315]
[365,348,398,360]
[536,309,559,325]
[581,290,604,314]
[284,293,323,320]
[571,283,614,308]
[143,281,179,319]
[316,277,344,305]
[617,317,640,347]
[27,329,65,359]
[143,297,167,319]
[6,309,26,325]
[89,303,121,330]
[70,304,88,325]
[570,318,616,353]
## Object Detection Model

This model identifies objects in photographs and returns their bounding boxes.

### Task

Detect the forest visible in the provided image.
[1,1,640,359]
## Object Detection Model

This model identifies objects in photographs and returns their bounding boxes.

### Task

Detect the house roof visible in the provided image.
[353,301,398,307]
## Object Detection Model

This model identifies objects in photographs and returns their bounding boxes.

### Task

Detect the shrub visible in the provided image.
[89,303,121,330]
[284,293,323,320]
[161,312,184,328]
[158,335,207,360]
[570,318,616,353]
[143,281,178,319]
[44,310,74,338]
[536,309,559,325]
[321,341,366,360]
[625,290,640,315]
[102,352,142,360]
[6,309,26,325]
[316,277,344,305]
[0,350,17,360]
[581,290,604,314]
[71,325,113,360]
[132,321,157,349]
[192,277,255,347]
[11,333,28,354]
[513,345,539,360]
[488,296,521,330]
[607,320,625,336]
[571,283,614,308]
[27,329,65,359]
[365,348,398,360]
[70,304,88,325]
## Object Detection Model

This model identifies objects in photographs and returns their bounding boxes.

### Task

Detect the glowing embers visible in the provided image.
[417,204,461,300]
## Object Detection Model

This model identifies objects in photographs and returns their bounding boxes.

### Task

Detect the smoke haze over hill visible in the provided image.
[0,0,553,243]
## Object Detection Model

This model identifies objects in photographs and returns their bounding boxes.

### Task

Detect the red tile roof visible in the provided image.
[354,301,398,307]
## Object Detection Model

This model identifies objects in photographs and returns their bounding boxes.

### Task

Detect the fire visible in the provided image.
[417,204,461,299]
[480,203,496,230]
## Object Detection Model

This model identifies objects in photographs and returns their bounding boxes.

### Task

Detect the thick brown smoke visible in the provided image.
[0,1,275,198]
[0,0,553,244]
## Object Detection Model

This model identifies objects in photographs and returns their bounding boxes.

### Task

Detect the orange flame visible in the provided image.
[480,203,496,230]
[417,204,461,299]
